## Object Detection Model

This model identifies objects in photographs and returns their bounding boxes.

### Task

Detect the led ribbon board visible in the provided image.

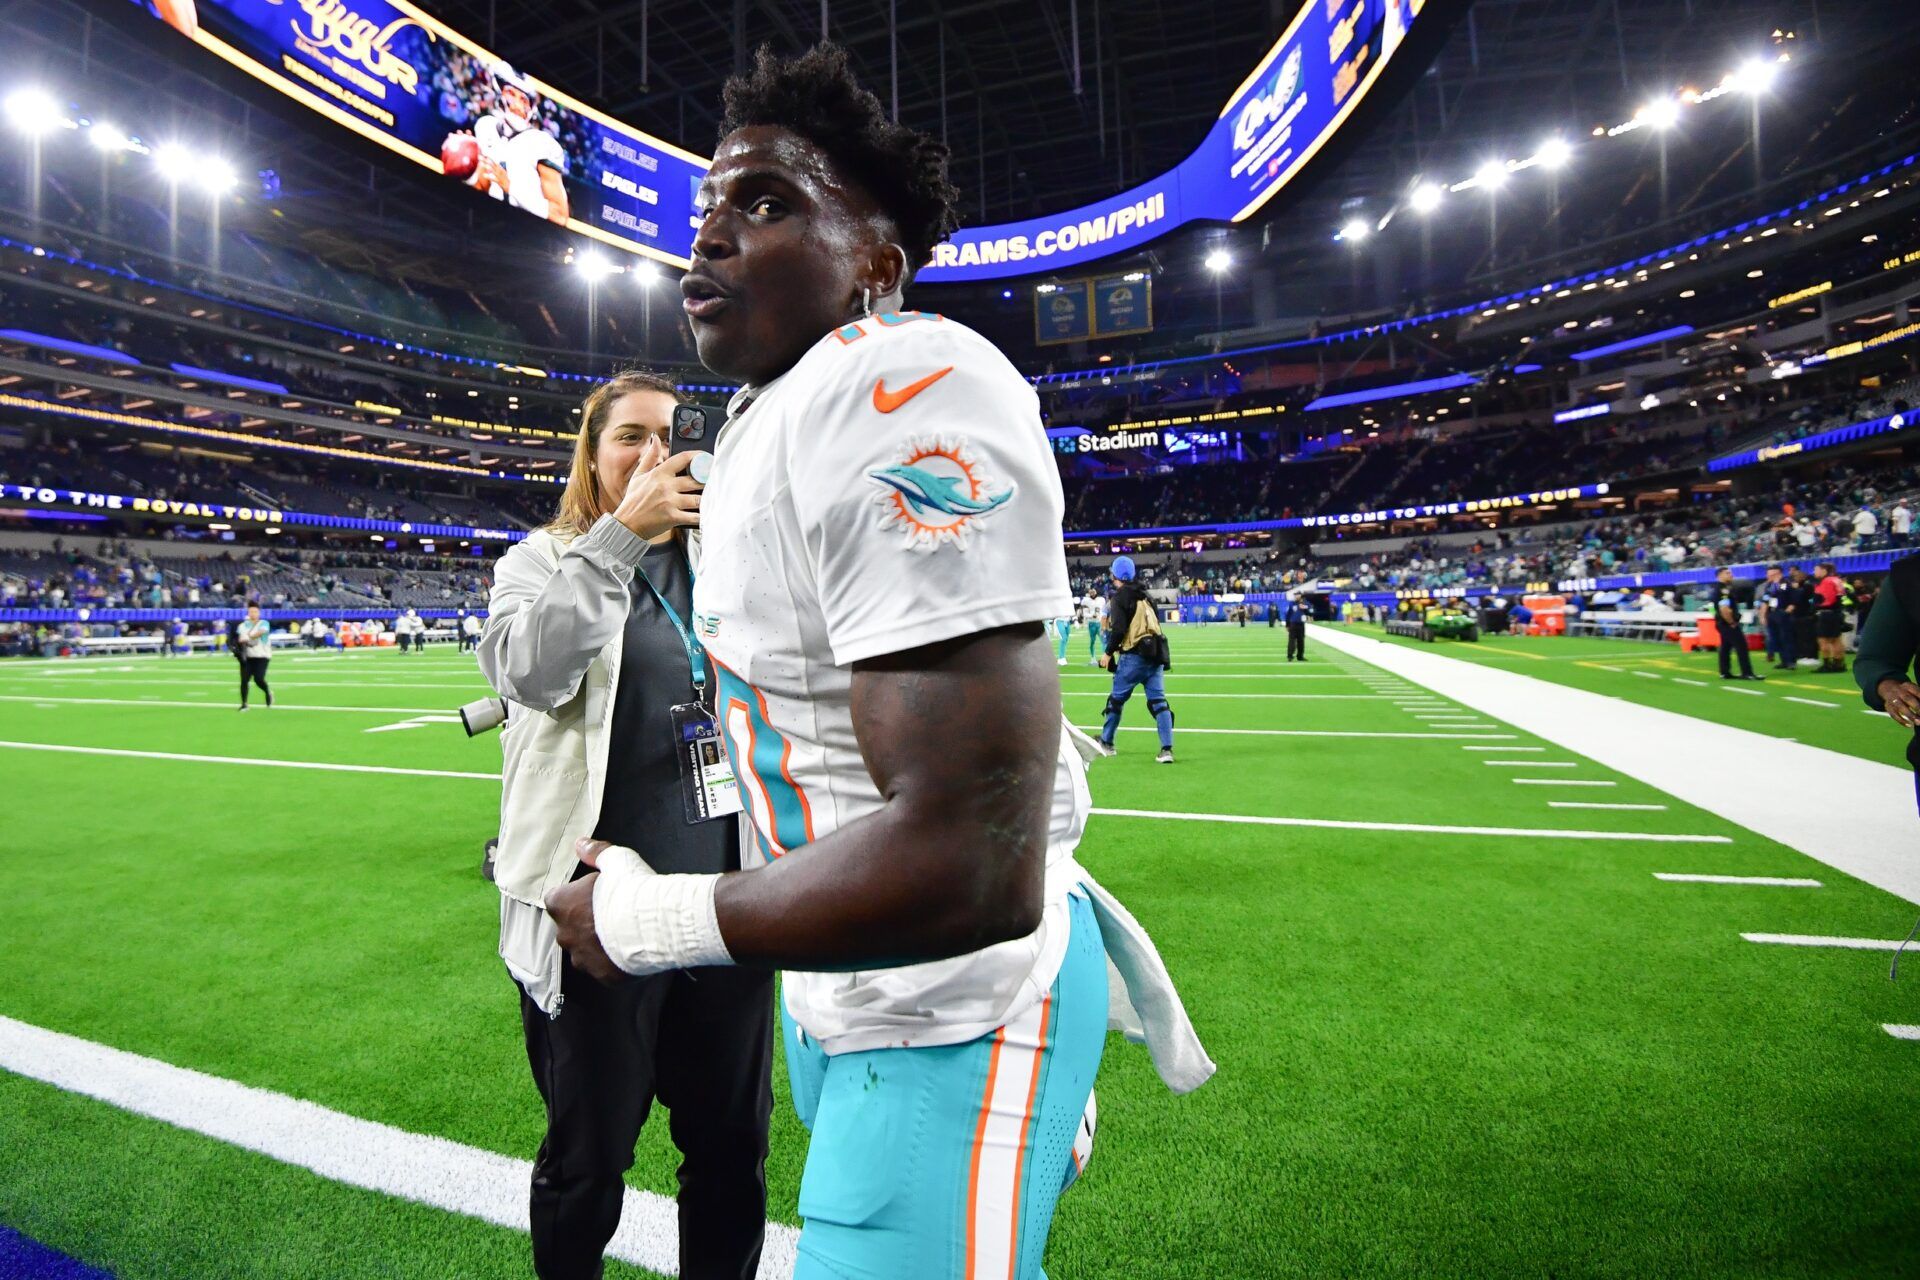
[921,0,1432,282]
[127,0,708,268]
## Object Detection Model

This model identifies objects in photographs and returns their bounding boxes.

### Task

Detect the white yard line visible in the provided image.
[1549,801,1669,811]
[1463,745,1543,751]
[1741,933,1912,951]
[1088,726,1511,739]
[1721,686,1766,697]
[1654,873,1821,887]
[1061,692,1394,700]
[1512,778,1618,787]
[1782,697,1836,709]
[0,694,455,715]
[1483,761,1577,768]
[0,1015,798,1279]
[1090,807,1727,843]
[1673,678,1709,688]
[0,675,492,691]
[1312,625,1920,905]
[1885,1025,1920,1040]
[0,741,498,780]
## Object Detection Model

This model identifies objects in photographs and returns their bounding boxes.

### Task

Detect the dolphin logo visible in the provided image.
[867,464,1013,518]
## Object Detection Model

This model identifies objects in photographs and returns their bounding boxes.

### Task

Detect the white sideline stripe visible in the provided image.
[0,675,491,692]
[1089,726,1511,739]
[0,1015,798,1278]
[1654,873,1821,887]
[0,694,454,715]
[1741,933,1912,951]
[1513,778,1617,787]
[1722,686,1766,697]
[1633,672,1663,680]
[1062,692,1392,700]
[1091,807,1727,843]
[1674,678,1708,687]
[1464,745,1543,751]
[1483,761,1577,767]
[1594,665,1625,672]
[1783,696,1837,708]
[1311,625,1920,905]
[1885,1024,1920,1040]
[1550,801,1669,811]
[0,741,498,780]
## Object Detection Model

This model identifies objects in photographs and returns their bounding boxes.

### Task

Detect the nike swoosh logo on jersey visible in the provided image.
[872,366,954,413]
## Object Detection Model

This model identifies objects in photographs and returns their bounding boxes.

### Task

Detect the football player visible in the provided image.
[454,63,569,226]
[546,43,1211,1280]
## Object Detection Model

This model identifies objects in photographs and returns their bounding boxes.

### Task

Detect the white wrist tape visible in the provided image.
[590,846,732,976]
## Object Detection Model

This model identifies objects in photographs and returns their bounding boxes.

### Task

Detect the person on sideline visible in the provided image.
[459,608,483,652]
[1708,567,1763,681]
[1085,586,1107,662]
[540,47,1210,1280]
[1284,592,1308,662]
[1812,561,1850,672]
[1095,555,1176,762]
[235,604,273,709]
[478,371,773,1280]
[1759,565,1794,670]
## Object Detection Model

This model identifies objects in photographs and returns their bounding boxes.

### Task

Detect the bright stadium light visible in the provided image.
[1410,183,1443,214]
[88,121,131,152]
[630,260,659,287]
[1639,97,1682,130]
[196,158,237,196]
[1338,218,1371,244]
[1474,160,1509,191]
[5,87,63,136]
[1535,137,1573,170]
[1204,249,1232,275]
[1732,57,1781,95]
[152,144,197,184]
[575,252,616,282]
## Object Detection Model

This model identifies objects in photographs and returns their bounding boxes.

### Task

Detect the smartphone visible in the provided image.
[670,403,721,486]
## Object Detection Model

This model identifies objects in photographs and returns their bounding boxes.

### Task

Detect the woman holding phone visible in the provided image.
[478,370,772,1280]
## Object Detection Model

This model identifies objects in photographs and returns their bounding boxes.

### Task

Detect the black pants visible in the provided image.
[239,656,270,705]
[1287,624,1306,661]
[1716,620,1754,677]
[518,952,774,1280]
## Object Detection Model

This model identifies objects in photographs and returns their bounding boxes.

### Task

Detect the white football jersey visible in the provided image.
[694,310,1088,1055]
[474,115,566,219]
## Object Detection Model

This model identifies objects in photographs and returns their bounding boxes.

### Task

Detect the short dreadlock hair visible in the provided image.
[721,43,962,278]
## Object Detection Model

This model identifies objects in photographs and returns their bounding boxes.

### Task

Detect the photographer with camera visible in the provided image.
[477,370,771,1280]
[1091,555,1176,763]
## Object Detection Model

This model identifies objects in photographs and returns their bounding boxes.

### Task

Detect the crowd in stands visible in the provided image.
[0,538,493,612]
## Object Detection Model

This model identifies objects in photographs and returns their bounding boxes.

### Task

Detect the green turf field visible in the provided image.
[2,628,1917,1278]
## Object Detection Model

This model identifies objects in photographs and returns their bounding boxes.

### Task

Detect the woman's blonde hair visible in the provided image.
[545,369,683,539]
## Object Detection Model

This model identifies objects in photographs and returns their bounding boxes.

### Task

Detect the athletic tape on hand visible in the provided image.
[590,845,732,976]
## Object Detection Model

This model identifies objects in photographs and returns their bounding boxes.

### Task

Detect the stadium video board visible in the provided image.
[922,0,1431,282]
[129,0,1426,280]
[127,0,708,268]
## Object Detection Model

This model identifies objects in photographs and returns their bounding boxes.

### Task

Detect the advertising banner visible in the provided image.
[128,0,708,267]
[1034,281,1093,345]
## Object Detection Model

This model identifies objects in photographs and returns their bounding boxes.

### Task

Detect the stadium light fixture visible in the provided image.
[1535,138,1573,170]
[1337,219,1370,244]
[87,121,131,152]
[1203,249,1232,275]
[1638,98,1682,130]
[4,88,63,136]
[1731,57,1781,95]
[152,144,197,184]
[629,261,658,287]
[196,159,237,196]
[575,252,616,282]
[1410,183,1443,214]
[1473,161,1509,192]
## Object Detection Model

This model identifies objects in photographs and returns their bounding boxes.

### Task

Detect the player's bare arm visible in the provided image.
[538,163,569,224]
[548,623,1059,978]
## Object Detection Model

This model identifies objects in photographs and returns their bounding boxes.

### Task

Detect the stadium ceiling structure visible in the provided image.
[5,0,1919,307]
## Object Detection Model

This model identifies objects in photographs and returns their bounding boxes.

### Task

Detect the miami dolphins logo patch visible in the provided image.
[866,435,1015,550]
